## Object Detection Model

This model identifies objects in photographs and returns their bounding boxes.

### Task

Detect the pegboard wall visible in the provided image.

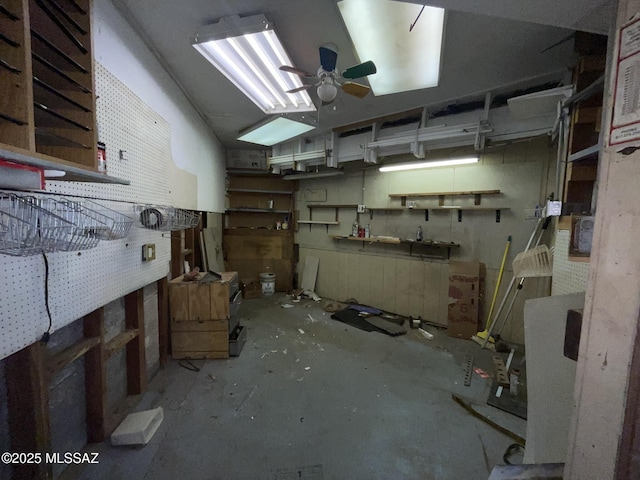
[0,63,177,360]
[552,229,590,296]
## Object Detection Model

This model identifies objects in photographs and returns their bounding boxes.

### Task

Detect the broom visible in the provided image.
[472,235,511,345]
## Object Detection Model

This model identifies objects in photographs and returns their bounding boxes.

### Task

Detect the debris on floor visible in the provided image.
[111,407,164,446]
[418,328,434,340]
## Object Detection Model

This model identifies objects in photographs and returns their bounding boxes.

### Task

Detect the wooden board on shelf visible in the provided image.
[332,235,401,244]
[389,190,500,198]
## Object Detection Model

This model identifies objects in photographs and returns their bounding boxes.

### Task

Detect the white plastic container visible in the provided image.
[260,272,276,296]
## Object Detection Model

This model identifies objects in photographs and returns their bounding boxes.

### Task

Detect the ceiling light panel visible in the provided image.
[237,117,316,146]
[338,0,445,95]
[192,15,316,114]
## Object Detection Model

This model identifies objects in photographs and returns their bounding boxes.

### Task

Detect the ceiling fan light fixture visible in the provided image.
[191,14,316,114]
[317,80,338,103]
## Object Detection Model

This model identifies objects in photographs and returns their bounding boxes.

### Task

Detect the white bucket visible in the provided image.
[259,273,276,296]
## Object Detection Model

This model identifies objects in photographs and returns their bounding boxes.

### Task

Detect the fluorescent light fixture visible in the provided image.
[282,171,344,181]
[238,117,315,146]
[338,0,444,95]
[379,157,478,172]
[192,14,316,115]
[269,149,326,165]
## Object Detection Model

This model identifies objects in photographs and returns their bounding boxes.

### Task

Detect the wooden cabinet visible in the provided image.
[0,0,98,172]
[168,271,239,359]
[224,174,295,291]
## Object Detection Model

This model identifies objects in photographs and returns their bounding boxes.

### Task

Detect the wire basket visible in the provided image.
[80,199,134,240]
[135,205,200,231]
[0,194,80,256]
[37,198,104,251]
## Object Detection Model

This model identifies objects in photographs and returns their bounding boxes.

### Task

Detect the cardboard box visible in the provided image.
[168,272,237,321]
[448,261,485,339]
[242,278,262,299]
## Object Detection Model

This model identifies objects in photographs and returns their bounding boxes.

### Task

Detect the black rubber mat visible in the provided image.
[331,308,406,336]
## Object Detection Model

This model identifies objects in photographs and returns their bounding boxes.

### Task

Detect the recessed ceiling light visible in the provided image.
[338,0,445,95]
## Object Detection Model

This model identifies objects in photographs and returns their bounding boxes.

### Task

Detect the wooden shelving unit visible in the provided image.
[224,174,295,291]
[0,0,119,182]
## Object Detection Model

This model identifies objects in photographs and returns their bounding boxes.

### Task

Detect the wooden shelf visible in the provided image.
[308,204,358,209]
[427,206,510,211]
[332,235,400,244]
[299,220,339,225]
[0,143,130,184]
[389,190,501,206]
[332,235,460,258]
[227,188,292,195]
[226,208,290,214]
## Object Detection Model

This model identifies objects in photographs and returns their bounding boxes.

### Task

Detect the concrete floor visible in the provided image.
[70,293,526,480]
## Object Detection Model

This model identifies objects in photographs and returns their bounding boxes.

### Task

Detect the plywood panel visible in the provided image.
[346,253,361,302]
[170,320,227,332]
[357,255,374,306]
[422,262,441,322]
[369,256,385,309]
[382,256,398,313]
[395,258,412,316]
[224,235,284,260]
[188,282,212,320]
[168,284,189,321]
[335,252,350,301]
[408,260,425,315]
[171,331,228,352]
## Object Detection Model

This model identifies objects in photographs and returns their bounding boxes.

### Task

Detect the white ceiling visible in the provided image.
[112,0,615,148]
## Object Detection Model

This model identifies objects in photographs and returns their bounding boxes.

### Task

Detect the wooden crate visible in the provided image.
[168,272,236,321]
[171,319,228,359]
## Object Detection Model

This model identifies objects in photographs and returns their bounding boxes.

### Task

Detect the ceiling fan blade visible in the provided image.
[279,65,315,78]
[342,81,371,98]
[286,85,313,94]
[342,60,377,79]
[319,46,338,72]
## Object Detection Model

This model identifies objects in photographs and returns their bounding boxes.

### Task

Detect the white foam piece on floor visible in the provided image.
[111,407,164,446]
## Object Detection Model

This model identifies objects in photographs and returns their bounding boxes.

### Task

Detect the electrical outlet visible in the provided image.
[142,243,156,262]
[357,204,366,213]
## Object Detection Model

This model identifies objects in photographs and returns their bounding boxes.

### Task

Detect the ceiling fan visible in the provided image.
[280,44,377,104]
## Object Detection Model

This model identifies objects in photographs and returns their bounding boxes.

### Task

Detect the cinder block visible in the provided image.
[111,407,164,446]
